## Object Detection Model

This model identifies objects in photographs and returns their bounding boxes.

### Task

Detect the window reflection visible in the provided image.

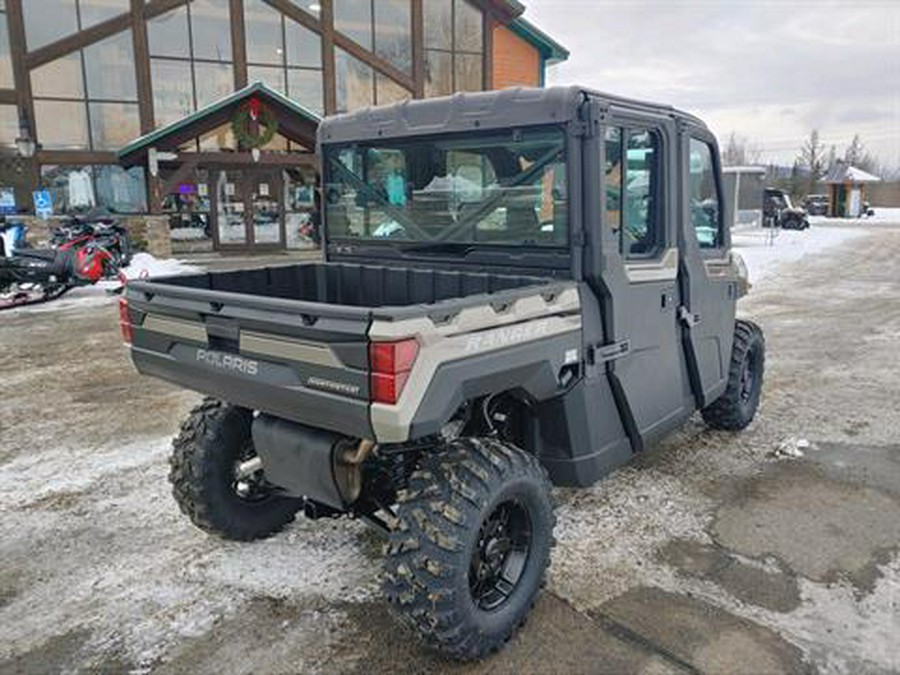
[34,101,89,149]
[23,0,78,51]
[89,102,140,150]
[334,0,372,50]
[0,104,18,147]
[84,31,138,101]
[78,0,129,31]
[0,9,14,89]
[424,0,483,95]
[335,48,373,113]
[374,0,412,73]
[190,0,233,61]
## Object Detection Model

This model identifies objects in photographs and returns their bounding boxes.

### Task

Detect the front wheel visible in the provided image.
[383,437,555,660]
[168,398,302,541]
[702,320,765,431]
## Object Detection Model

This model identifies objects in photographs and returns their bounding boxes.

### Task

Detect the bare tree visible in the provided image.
[721,132,762,166]
[797,129,826,195]
[843,134,879,174]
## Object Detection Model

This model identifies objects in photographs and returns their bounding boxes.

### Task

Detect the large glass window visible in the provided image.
[148,3,234,128]
[243,0,324,114]
[23,0,78,51]
[78,0,129,30]
[0,6,14,88]
[689,138,723,249]
[603,126,662,257]
[89,102,141,150]
[324,126,567,246]
[334,48,410,113]
[189,0,233,61]
[424,0,483,96]
[30,30,138,151]
[335,48,373,113]
[31,31,140,150]
[83,31,137,100]
[23,0,129,51]
[334,0,372,50]
[334,0,412,74]
[39,165,147,214]
[0,104,19,147]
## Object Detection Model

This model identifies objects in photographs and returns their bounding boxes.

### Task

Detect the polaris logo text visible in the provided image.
[196,349,259,376]
[307,376,361,396]
[464,320,550,353]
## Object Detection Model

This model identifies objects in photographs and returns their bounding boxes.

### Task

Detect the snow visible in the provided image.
[732,226,868,286]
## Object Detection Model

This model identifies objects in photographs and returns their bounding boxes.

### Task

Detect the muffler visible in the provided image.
[250,415,374,509]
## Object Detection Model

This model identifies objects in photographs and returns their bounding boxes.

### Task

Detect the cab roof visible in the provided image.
[317,86,707,146]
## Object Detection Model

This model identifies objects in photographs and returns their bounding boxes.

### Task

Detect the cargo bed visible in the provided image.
[123,262,569,439]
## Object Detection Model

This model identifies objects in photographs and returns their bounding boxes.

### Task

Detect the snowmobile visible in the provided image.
[51,213,132,271]
[1,221,117,310]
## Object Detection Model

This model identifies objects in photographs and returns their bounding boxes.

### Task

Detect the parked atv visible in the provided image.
[122,87,765,660]
[763,187,810,230]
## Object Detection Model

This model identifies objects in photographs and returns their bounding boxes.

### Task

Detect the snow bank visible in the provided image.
[732,226,868,285]
[116,252,200,281]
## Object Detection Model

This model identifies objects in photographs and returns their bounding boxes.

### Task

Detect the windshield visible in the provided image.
[323,126,567,247]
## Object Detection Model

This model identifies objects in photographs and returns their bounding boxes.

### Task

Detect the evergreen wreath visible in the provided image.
[231,97,277,149]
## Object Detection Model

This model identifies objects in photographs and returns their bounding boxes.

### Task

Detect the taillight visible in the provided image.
[119,297,134,344]
[369,338,419,405]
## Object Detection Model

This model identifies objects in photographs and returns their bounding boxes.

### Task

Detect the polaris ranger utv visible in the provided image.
[121,86,763,660]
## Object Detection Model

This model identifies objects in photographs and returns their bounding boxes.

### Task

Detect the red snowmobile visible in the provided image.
[0,221,118,310]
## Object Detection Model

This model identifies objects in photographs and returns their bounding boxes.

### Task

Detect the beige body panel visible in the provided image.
[369,286,582,443]
[624,247,678,283]
[142,314,208,344]
[240,331,344,368]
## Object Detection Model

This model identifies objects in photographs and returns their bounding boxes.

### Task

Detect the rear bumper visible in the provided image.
[131,346,373,439]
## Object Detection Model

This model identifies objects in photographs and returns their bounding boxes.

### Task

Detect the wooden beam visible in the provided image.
[131,0,155,133]
[5,0,34,130]
[411,0,425,98]
[321,0,336,115]
[0,89,17,105]
[483,16,494,90]
[36,150,119,164]
[230,0,249,89]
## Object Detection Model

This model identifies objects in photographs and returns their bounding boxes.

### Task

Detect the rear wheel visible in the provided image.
[702,320,765,431]
[383,437,555,660]
[169,398,301,541]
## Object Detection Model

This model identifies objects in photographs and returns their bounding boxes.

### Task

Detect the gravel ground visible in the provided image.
[1,221,898,674]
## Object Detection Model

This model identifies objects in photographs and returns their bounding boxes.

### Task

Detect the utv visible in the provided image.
[763,187,810,230]
[121,86,764,660]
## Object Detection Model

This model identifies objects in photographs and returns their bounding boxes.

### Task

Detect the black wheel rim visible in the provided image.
[469,499,532,611]
[739,349,757,404]
[232,442,270,503]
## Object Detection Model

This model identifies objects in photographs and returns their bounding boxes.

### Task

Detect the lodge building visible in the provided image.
[0,0,567,252]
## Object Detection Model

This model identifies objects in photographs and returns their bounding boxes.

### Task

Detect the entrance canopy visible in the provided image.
[118,81,321,168]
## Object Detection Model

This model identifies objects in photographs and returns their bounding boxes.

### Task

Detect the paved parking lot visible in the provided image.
[1,223,898,674]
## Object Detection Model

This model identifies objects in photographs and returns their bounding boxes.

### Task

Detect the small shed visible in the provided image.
[722,166,766,228]
[823,161,881,217]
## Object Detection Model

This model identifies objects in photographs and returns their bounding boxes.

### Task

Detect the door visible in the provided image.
[211,169,285,250]
[678,133,736,407]
[597,120,690,450]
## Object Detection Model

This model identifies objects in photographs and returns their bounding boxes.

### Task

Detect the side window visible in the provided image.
[624,129,661,258]
[604,127,623,238]
[689,138,723,249]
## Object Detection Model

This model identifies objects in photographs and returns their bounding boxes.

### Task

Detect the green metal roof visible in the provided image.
[509,16,569,65]
[117,81,321,160]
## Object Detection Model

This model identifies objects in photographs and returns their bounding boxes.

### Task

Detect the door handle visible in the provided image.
[678,306,701,328]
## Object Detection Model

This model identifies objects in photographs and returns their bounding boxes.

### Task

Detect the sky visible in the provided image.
[523,0,900,170]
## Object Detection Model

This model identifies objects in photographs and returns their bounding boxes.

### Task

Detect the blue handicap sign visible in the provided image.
[33,190,53,219]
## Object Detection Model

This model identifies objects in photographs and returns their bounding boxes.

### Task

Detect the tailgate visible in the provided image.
[124,280,373,438]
